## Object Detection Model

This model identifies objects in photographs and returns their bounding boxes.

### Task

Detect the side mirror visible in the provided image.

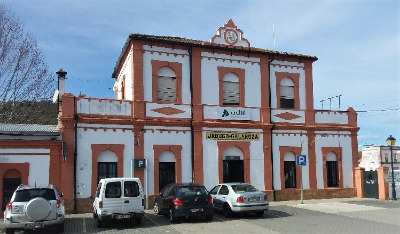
[89,195,95,200]
[59,192,64,198]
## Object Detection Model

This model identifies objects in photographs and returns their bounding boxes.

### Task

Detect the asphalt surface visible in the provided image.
[1,198,400,234]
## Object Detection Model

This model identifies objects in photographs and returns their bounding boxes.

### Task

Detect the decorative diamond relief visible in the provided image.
[152,107,185,116]
[275,112,301,120]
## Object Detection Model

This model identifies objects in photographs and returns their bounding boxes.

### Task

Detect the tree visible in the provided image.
[0,4,56,124]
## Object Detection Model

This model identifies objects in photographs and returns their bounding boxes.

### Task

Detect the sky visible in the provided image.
[1,0,399,149]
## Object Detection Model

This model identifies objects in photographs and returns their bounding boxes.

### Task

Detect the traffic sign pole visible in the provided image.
[300,166,304,204]
[296,155,307,204]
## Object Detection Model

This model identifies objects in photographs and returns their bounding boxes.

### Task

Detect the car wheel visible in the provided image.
[154,200,161,215]
[56,222,64,233]
[5,228,15,234]
[204,215,213,221]
[135,217,142,225]
[255,210,264,216]
[223,203,233,218]
[169,207,177,223]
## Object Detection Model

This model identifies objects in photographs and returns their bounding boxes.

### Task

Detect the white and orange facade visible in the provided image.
[0,20,359,214]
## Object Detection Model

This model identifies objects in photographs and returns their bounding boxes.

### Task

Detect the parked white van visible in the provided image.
[93,178,144,227]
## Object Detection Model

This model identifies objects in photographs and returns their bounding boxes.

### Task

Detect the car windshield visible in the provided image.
[14,189,56,202]
[178,186,208,196]
[231,184,258,193]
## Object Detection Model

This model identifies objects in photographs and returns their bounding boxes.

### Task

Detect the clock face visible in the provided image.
[224,29,238,44]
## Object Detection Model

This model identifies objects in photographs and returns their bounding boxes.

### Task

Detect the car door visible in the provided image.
[158,184,173,213]
[121,179,143,214]
[103,181,123,215]
[215,185,230,209]
[209,185,222,210]
[161,185,176,211]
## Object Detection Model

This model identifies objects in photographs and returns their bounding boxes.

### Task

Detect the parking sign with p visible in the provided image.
[296,155,307,166]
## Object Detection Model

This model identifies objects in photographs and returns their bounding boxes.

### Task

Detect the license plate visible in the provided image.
[25,222,44,229]
[116,214,131,219]
[248,197,260,202]
[190,208,203,213]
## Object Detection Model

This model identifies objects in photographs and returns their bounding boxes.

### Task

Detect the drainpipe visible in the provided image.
[268,58,276,201]
[189,46,194,183]
[73,99,78,213]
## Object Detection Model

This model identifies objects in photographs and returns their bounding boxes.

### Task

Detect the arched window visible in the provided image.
[284,152,296,188]
[326,152,338,187]
[223,73,240,105]
[280,78,294,109]
[97,150,118,183]
[157,67,176,102]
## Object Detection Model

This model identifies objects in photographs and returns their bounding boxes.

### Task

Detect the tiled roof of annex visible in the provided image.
[112,33,318,78]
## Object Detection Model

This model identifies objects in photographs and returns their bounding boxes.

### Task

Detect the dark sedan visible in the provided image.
[153,183,214,223]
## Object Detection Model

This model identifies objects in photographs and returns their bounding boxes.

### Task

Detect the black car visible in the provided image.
[153,183,214,223]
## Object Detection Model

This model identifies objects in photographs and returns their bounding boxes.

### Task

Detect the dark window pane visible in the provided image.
[327,161,338,187]
[124,181,139,197]
[105,182,121,198]
[98,162,117,183]
[284,161,296,188]
[280,98,294,109]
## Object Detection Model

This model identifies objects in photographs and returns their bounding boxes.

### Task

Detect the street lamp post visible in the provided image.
[387,135,397,200]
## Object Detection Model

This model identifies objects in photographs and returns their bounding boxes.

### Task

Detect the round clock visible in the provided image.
[224,29,238,45]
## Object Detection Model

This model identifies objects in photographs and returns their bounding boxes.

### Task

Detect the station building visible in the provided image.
[0,20,359,213]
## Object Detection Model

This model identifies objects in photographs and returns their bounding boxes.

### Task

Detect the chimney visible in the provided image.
[56,69,67,100]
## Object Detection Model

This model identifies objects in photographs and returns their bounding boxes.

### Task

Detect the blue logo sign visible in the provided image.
[296,155,307,166]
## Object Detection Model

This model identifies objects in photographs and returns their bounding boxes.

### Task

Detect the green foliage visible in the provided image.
[0,100,58,125]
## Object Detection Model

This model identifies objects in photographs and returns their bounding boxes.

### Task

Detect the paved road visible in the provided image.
[1,198,399,233]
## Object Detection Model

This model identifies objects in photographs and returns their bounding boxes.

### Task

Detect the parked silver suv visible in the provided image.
[3,184,65,234]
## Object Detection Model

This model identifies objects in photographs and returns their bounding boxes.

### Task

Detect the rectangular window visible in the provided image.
[105,181,121,198]
[124,181,140,197]
[157,76,176,102]
[326,161,338,187]
[280,85,294,108]
[284,161,296,188]
[98,162,117,184]
[223,80,239,105]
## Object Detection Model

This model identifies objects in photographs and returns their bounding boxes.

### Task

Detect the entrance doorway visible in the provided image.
[223,159,244,183]
[3,178,21,211]
[159,162,175,192]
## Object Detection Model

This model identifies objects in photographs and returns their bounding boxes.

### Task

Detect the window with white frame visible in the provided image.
[280,78,294,109]
[157,67,176,102]
[223,73,239,105]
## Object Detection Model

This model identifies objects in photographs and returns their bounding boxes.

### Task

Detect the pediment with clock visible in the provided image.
[210,19,250,47]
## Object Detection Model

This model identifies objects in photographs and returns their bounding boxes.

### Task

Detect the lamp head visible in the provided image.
[386,135,396,146]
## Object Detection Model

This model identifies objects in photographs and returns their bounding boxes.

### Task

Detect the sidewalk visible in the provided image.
[268,197,400,206]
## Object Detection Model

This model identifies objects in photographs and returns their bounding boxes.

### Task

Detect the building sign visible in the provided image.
[134,159,146,169]
[206,132,260,141]
[217,107,250,120]
[224,156,240,160]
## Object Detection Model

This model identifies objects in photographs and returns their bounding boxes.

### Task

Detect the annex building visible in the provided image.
[0,20,359,214]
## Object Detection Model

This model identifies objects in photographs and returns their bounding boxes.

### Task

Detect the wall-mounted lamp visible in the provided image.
[309,133,328,147]
[136,129,146,146]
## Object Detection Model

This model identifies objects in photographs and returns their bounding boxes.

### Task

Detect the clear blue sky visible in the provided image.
[2,0,399,148]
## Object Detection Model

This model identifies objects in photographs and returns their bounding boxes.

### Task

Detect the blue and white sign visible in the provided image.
[217,107,250,120]
[296,155,307,166]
